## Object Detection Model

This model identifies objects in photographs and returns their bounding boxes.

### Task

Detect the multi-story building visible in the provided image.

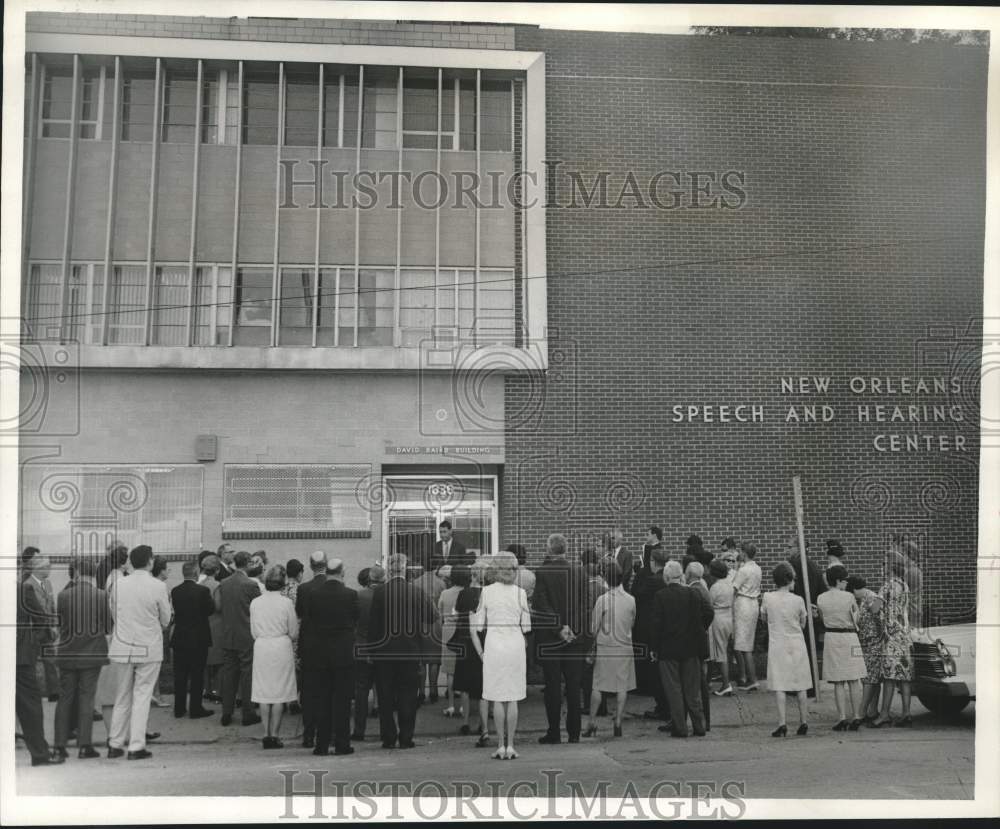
[17,14,984,622]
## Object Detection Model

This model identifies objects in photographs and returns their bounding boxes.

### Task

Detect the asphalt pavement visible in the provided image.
[15,680,974,802]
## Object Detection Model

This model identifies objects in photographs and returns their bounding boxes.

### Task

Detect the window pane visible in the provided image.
[216,266,233,344]
[458,269,475,338]
[24,265,62,340]
[64,264,104,345]
[279,267,313,345]
[233,267,272,345]
[402,133,437,149]
[108,265,148,344]
[41,69,73,121]
[478,269,515,343]
[480,79,512,151]
[41,122,71,139]
[152,266,189,345]
[192,266,214,345]
[459,80,476,151]
[358,268,394,346]
[243,70,279,145]
[361,68,398,149]
[161,71,197,143]
[402,73,437,133]
[78,71,102,136]
[285,73,319,147]
[121,72,156,141]
[399,269,435,347]
[341,74,359,148]
[316,267,339,346]
[337,268,356,346]
[437,269,456,330]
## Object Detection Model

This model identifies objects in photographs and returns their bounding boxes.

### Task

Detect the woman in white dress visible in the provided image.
[250,565,299,749]
[472,551,531,759]
[816,564,866,731]
[583,560,636,738]
[761,562,812,737]
[707,558,736,695]
[732,544,762,692]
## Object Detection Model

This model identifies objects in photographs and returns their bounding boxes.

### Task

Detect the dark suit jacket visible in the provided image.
[299,579,359,669]
[630,565,666,645]
[356,585,376,645]
[18,580,51,666]
[642,542,664,570]
[365,576,436,661]
[430,539,473,571]
[56,579,110,669]
[650,582,714,661]
[294,572,327,657]
[688,580,714,659]
[215,570,260,651]
[532,556,588,641]
[170,579,214,651]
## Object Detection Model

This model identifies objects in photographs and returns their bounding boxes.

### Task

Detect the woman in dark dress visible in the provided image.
[449,564,491,748]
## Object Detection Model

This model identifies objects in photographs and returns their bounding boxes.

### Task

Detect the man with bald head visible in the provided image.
[365,554,437,749]
[295,551,328,748]
[651,561,714,738]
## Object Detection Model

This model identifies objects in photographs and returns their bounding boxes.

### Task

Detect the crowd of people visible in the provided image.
[15,525,926,766]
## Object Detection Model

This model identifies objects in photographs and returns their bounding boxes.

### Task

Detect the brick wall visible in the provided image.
[25,13,516,50]
[503,29,986,625]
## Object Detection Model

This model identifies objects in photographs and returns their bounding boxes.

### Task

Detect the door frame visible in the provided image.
[380,473,499,565]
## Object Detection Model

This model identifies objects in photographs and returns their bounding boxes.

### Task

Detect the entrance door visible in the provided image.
[382,475,498,566]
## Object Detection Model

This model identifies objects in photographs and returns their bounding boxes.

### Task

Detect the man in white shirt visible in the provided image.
[107,545,172,760]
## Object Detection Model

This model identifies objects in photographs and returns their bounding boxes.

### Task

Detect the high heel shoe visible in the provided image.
[796,723,808,736]
[475,732,491,748]
[583,724,598,738]
[832,720,849,732]
[613,723,623,738]
[771,724,787,738]
[848,719,863,732]
[713,684,734,697]
[894,715,912,728]
[504,746,518,759]
[491,747,506,760]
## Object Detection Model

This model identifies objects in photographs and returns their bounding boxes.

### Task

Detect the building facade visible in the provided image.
[18,14,984,622]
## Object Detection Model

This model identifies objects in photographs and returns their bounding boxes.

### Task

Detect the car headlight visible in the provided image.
[936,640,957,677]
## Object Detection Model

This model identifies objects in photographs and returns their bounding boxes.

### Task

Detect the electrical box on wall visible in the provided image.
[195,434,218,462]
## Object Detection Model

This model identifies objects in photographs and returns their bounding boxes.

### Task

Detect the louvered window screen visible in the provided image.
[223,464,372,538]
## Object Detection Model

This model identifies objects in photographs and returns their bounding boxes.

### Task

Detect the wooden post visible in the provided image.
[792,475,821,702]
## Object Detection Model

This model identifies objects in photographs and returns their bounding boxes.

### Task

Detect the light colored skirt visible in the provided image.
[733,595,759,652]
[709,609,734,662]
[251,636,297,703]
[482,629,526,702]
[592,643,637,693]
[822,631,867,682]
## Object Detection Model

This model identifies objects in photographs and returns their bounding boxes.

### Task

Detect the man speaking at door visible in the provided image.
[430,520,474,569]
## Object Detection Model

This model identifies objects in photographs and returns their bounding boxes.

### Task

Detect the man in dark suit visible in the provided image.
[532,533,589,744]
[53,556,110,759]
[215,550,261,726]
[352,565,385,741]
[298,558,359,756]
[365,553,436,749]
[295,551,329,748]
[429,520,474,570]
[170,560,215,720]
[17,566,63,766]
[641,525,664,570]
[651,561,714,738]
[631,547,670,720]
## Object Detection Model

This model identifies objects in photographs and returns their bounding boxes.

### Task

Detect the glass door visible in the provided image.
[382,474,498,566]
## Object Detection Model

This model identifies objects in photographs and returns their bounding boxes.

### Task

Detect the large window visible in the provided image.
[233,267,273,345]
[40,66,74,138]
[161,68,198,143]
[322,70,360,148]
[20,464,204,556]
[23,263,515,347]
[107,265,147,345]
[243,68,279,145]
[284,68,319,147]
[361,68,398,150]
[223,464,371,537]
[120,66,157,142]
[201,67,240,145]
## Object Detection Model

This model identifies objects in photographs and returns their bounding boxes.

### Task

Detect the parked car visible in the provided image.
[911,623,976,718]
